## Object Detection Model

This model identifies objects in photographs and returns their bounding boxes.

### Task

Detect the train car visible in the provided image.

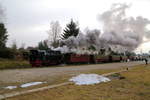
[95,55,109,63]
[94,55,125,63]
[63,53,90,64]
[128,56,137,61]
[121,56,128,62]
[111,55,121,62]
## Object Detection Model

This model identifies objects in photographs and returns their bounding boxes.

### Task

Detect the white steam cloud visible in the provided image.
[53,3,150,54]
[99,3,150,51]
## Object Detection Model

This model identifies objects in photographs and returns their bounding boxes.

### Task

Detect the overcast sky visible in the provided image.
[1,0,150,53]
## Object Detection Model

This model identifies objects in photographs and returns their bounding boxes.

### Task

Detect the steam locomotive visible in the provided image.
[29,49,131,67]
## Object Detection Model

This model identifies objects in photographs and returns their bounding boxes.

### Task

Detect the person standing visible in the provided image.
[144,58,148,65]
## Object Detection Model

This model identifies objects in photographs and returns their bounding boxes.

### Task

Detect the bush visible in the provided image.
[0,48,14,59]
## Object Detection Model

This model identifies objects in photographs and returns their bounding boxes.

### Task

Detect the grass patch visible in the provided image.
[0,68,118,95]
[110,73,121,77]
[0,59,30,69]
[6,64,150,100]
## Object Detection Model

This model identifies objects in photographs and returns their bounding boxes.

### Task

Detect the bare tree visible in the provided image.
[47,21,61,48]
[11,40,17,50]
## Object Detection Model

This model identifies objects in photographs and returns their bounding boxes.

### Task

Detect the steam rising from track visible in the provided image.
[53,3,150,54]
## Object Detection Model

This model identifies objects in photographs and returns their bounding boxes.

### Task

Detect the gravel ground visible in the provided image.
[0,61,144,86]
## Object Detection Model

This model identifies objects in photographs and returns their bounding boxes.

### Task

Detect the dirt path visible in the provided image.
[0,61,144,86]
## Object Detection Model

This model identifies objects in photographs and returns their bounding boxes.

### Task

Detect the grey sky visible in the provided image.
[1,0,150,52]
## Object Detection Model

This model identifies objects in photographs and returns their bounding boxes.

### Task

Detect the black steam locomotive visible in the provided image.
[29,49,129,67]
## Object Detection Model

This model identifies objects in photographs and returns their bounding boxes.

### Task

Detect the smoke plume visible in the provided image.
[98,3,150,52]
[53,3,150,54]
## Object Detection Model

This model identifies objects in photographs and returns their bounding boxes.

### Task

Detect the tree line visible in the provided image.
[38,19,79,50]
[0,18,79,59]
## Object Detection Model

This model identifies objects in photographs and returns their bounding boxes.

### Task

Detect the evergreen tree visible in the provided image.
[61,19,79,39]
[0,23,8,49]
[38,40,49,50]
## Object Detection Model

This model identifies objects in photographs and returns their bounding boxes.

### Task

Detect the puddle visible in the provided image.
[4,86,17,89]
